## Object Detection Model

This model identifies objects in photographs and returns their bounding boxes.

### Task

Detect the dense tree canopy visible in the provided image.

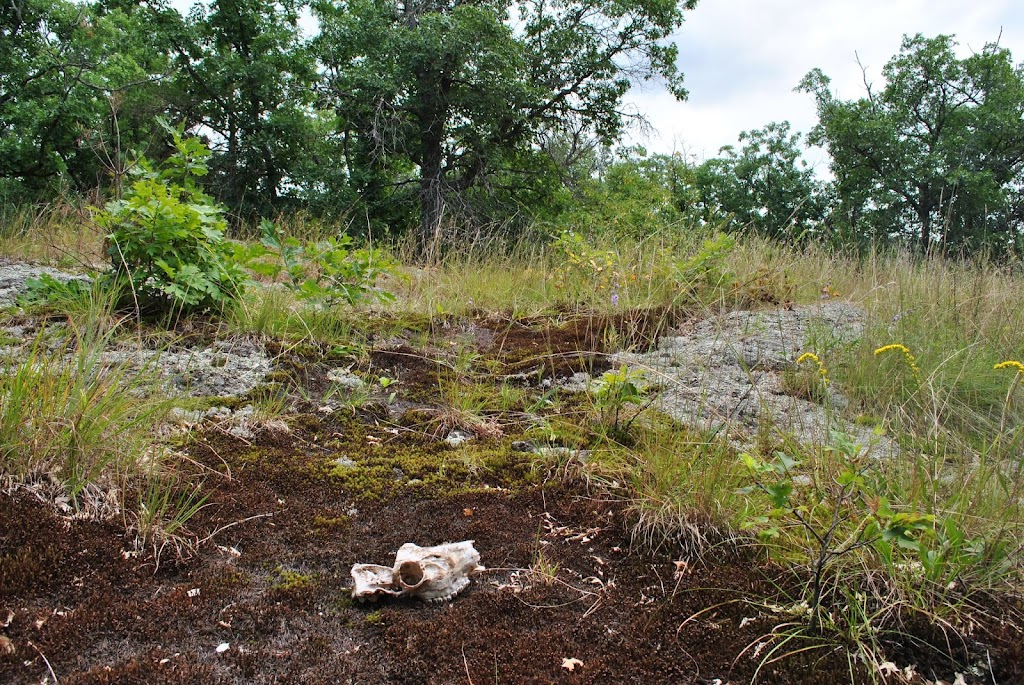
[690,122,827,241]
[4,7,1024,259]
[172,0,319,218]
[314,0,696,252]
[800,34,1024,255]
[0,0,174,194]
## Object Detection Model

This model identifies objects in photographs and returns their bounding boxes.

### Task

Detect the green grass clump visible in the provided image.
[620,422,745,556]
[0,320,167,505]
[132,464,209,568]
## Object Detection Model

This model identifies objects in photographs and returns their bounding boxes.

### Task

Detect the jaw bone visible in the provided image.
[351,541,484,603]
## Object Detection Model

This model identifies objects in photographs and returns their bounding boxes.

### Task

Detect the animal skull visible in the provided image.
[351,541,484,603]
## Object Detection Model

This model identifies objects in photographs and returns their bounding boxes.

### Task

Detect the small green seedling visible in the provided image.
[590,364,650,431]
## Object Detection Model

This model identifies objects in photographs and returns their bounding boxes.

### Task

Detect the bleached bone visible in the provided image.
[394,541,484,602]
[351,541,484,603]
[350,563,402,601]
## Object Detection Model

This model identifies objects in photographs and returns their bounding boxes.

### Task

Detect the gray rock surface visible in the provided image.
[614,302,891,454]
[327,367,366,391]
[444,429,475,447]
[104,338,272,398]
[0,262,90,309]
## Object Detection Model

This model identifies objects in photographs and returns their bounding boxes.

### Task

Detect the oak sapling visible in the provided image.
[236,220,396,307]
[95,120,247,315]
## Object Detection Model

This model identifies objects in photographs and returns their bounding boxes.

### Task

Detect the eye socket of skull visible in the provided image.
[397,560,425,588]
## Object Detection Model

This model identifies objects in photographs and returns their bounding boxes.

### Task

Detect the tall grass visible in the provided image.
[0,199,105,267]
[621,424,745,557]
[0,318,167,506]
[1,281,219,563]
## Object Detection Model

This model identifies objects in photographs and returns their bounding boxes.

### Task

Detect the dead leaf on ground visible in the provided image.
[561,657,584,672]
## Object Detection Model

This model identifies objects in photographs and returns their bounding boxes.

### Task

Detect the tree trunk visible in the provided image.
[413,58,451,261]
[418,126,445,261]
[917,183,931,254]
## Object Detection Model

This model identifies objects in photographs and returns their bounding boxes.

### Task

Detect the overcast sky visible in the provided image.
[629,0,1024,173]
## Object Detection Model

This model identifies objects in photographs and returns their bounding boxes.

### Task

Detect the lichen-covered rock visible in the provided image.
[615,302,891,454]
[326,367,366,391]
[0,261,90,309]
[104,338,271,398]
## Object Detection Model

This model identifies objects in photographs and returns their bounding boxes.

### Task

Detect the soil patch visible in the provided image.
[3,409,1017,684]
[487,307,679,380]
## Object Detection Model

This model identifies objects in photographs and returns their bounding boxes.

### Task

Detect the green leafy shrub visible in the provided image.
[238,220,395,306]
[737,432,938,632]
[674,232,736,297]
[550,230,619,287]
[94,122,247,314]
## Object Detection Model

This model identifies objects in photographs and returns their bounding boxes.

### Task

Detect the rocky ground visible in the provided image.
[1,263,1020,685]
[615,301,894,454]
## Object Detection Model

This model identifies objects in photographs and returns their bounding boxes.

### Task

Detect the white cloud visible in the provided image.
[629,0,1024,163]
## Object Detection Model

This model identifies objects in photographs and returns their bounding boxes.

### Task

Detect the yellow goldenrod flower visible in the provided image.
[874,343,921,378]
[873,343,909,356]
[796,352,820,365]
[994,360,1024,373]
[796,352,830,385]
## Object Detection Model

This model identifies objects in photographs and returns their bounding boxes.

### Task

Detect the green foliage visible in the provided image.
[238,220,396,306]
[549,230,624,298]
[734,430,1015,635]
[18,274,92,310]
[0,0,178,194]
[177,0,320,218]
[690,122,828,241]
[739,434,907,631]
[800,34,1024,255]
[555,149,688,238]
[674,232,736,297]
[545,227,761,309]
[590,364,650,431]
[95,123,247,314]
[314,0,697,252]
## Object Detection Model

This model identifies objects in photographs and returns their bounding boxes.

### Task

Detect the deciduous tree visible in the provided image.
[314,0,696,255]
[800,34,1024,255]
[173,0,319,218]
[691,122,827,241]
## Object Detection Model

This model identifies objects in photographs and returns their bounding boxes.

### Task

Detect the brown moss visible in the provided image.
[484,307,683,379]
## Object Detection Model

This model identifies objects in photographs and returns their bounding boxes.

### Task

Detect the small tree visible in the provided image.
[96,122,247,314]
